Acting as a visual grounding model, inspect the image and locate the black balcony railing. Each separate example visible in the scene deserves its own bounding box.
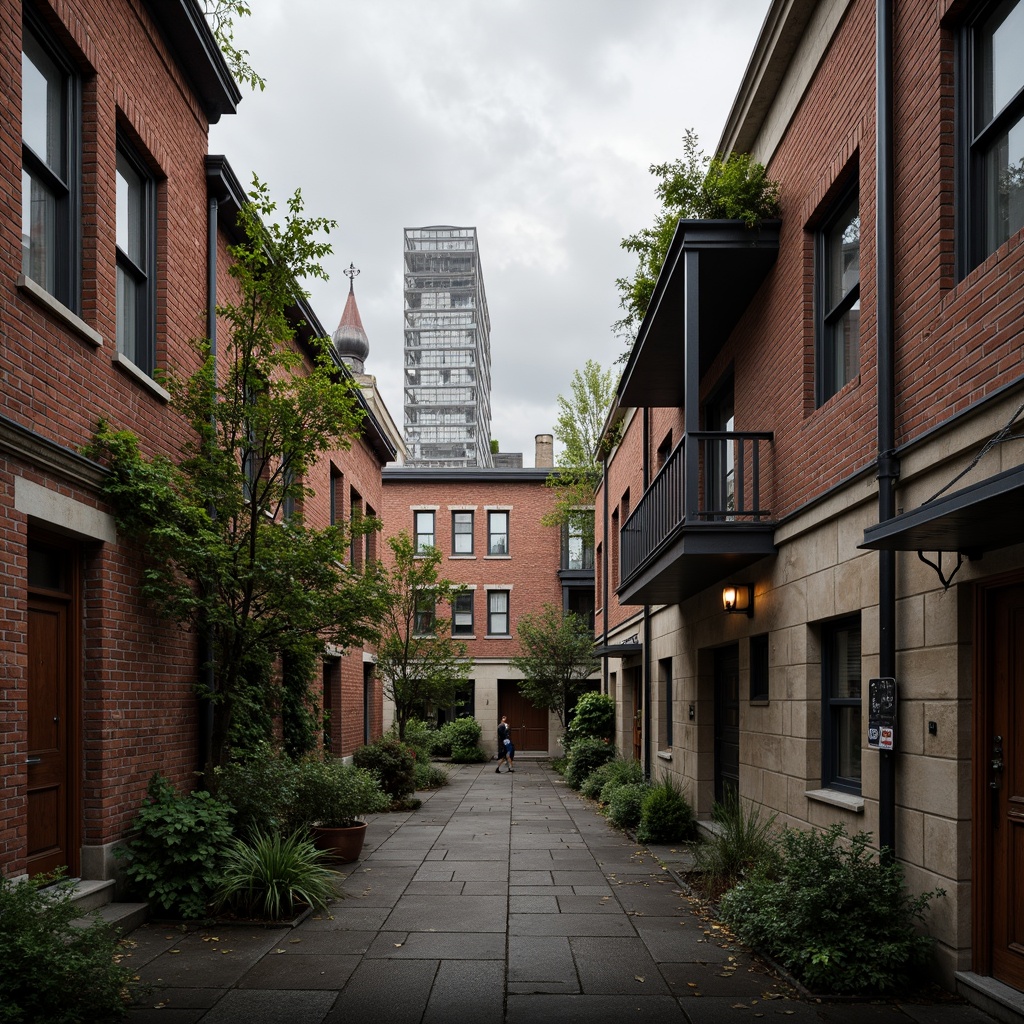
[620,431,773,584]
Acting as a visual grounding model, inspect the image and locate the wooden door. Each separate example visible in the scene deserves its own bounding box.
[975,579,1024,992]
[498,680,548,751]
[27,595,73,876]
[714,645,740,805]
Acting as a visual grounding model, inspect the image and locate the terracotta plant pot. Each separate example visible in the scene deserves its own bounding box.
[311,821,368,863]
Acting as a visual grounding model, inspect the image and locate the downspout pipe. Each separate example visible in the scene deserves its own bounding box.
[876,0,898,857]
[642,408,652,779]
[198,188,219,775]
[602,454,610,695]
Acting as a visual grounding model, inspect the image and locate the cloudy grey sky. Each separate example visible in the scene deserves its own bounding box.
[209,0,771,465]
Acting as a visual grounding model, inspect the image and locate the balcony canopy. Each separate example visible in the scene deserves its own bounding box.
[618,219,780,409]
[860,464,1024,555]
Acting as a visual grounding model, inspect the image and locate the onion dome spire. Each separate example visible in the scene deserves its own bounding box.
[332,263,370,372]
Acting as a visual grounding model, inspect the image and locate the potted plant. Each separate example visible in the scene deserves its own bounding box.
[292,756,390,863]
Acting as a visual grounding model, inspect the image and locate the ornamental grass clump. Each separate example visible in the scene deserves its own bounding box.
[213,830,339,920]
[719,823,944,995]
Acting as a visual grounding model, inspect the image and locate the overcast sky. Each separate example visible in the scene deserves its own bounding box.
[209,0,771,466]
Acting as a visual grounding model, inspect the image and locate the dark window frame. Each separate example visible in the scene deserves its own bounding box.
[814,180,861,407]
[821,615,862,794]
[414,510,435,554]
[562,512,595,570]
[487,589,510,635]
[487,510,509,555]
[956,0,1024,277]
[414,592,435,636]
[452,510,474,555]
[21,11,81,310]
[115,137,157,375]
[451,591,474,636]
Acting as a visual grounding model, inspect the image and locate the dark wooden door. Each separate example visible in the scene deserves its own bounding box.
[498,680,548,751]
[714,645,740,805]
[976,580,1024,992]
[27,595,72,876]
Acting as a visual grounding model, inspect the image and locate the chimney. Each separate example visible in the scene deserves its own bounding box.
[535,434,554,468]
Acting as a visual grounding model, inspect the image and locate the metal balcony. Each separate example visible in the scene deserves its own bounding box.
[617,430,776,605]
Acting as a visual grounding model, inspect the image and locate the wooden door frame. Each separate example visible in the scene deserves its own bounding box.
[971,569,1024,977]
[27,532,82,877]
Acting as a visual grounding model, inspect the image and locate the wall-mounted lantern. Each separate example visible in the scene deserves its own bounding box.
[722,583,753,617]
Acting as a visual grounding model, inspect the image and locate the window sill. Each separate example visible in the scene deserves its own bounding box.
[18,275,103,348]
[112,352,170,402]
[484,554,511,560]
[453,634,476,640]
[449,554,477,560]
[656,749,672,761]
[749,698,770,707]
[805,788,864,813]
[485,634,511,640]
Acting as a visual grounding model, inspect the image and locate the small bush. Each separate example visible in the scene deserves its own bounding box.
[720,824,943,994]
[579,758,641,801]
[637,777,696,844]
[567,691,615,743]
[414,761,450,789]
[211,743,297,837]
[690,794,780,899]
[0,870,136,1023]
[353,736,416,800]
[437,717,483,761]
[402,719,438,762]
[213,830,339,920]
[599,759,645,804]
[606,782,649,831]
[118,773,234,919]
[564,737,616,790]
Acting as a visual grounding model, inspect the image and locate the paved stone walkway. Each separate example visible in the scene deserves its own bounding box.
[123,762,994,1024]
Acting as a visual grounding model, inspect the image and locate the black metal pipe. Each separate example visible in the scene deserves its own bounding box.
[642,409,652,779]
[602,453,610,695]
[876,0,898,857]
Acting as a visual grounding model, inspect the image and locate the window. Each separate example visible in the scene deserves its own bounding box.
[487,590,509,635]
[487,511,508,555]
[350,488,363,569]
[821,617,862,793]
[960,0,1024,272]
[364,502,377,565]
[452,511,474,554]
[563,512,594,570]
[414,510,435,553]
[21,18,79,307]
[452,591,473,636]
[329,466,342,525]
[658,657,673,750]
[815,185,860,406]
[116,142,156,374]
[414,593,435,635]
[750,633,770,702]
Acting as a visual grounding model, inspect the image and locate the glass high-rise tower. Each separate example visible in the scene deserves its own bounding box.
[403,226,492,467]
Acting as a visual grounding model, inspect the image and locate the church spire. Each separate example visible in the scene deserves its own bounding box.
[332,263,370,373]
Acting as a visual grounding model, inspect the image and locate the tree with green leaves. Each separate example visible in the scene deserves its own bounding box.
[87,181,383,769]
[203,0,265,92]
[542,359,619,544]
[510,604,599,729]
[374,532,472,741]
[614,129,780,354]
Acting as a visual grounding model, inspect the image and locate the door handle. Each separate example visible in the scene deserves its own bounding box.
[27,756,42,766]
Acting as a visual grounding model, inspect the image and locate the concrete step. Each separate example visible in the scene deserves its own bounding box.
[91,901,149,938]
[67,878,116,913]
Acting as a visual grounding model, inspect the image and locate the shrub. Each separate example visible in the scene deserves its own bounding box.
[213,830,340,920]
[690,793,780,899]
[211,743,297,837]
[0,870,136,1023]
[414,761,450,789]
[437,716,483,761]
[637,777,696,844]
[598,759,645,804]
[118,773,234,919]
[606,782,649,831]
[291,757,389,828]
[353,736,416,800]
[402,718,438,762]
[579,757,641,801]
[720,824,943,995]
[567,691,615,742]
[564,736,616,790]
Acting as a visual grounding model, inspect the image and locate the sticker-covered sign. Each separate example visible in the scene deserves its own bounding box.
[868,677,897,750]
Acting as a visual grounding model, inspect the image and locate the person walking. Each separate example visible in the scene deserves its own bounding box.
[496,715,515,773]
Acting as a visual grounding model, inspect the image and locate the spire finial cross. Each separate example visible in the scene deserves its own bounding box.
[344,263,360,294]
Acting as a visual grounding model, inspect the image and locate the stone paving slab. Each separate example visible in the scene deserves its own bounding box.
[124,762,1003,1024]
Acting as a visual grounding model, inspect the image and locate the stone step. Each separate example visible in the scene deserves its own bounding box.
[67,877,116,913]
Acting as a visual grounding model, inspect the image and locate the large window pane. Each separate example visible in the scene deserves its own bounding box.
[21,33,65,173]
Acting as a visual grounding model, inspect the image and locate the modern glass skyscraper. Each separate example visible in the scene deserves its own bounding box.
[403,226,493,467]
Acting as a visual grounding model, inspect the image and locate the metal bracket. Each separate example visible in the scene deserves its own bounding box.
[917,550,964,590]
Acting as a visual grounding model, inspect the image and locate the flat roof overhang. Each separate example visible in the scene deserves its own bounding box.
[619,219,780,409]
[859,464,1024,554]
[594,642,643,659]
[618,525,776,606]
